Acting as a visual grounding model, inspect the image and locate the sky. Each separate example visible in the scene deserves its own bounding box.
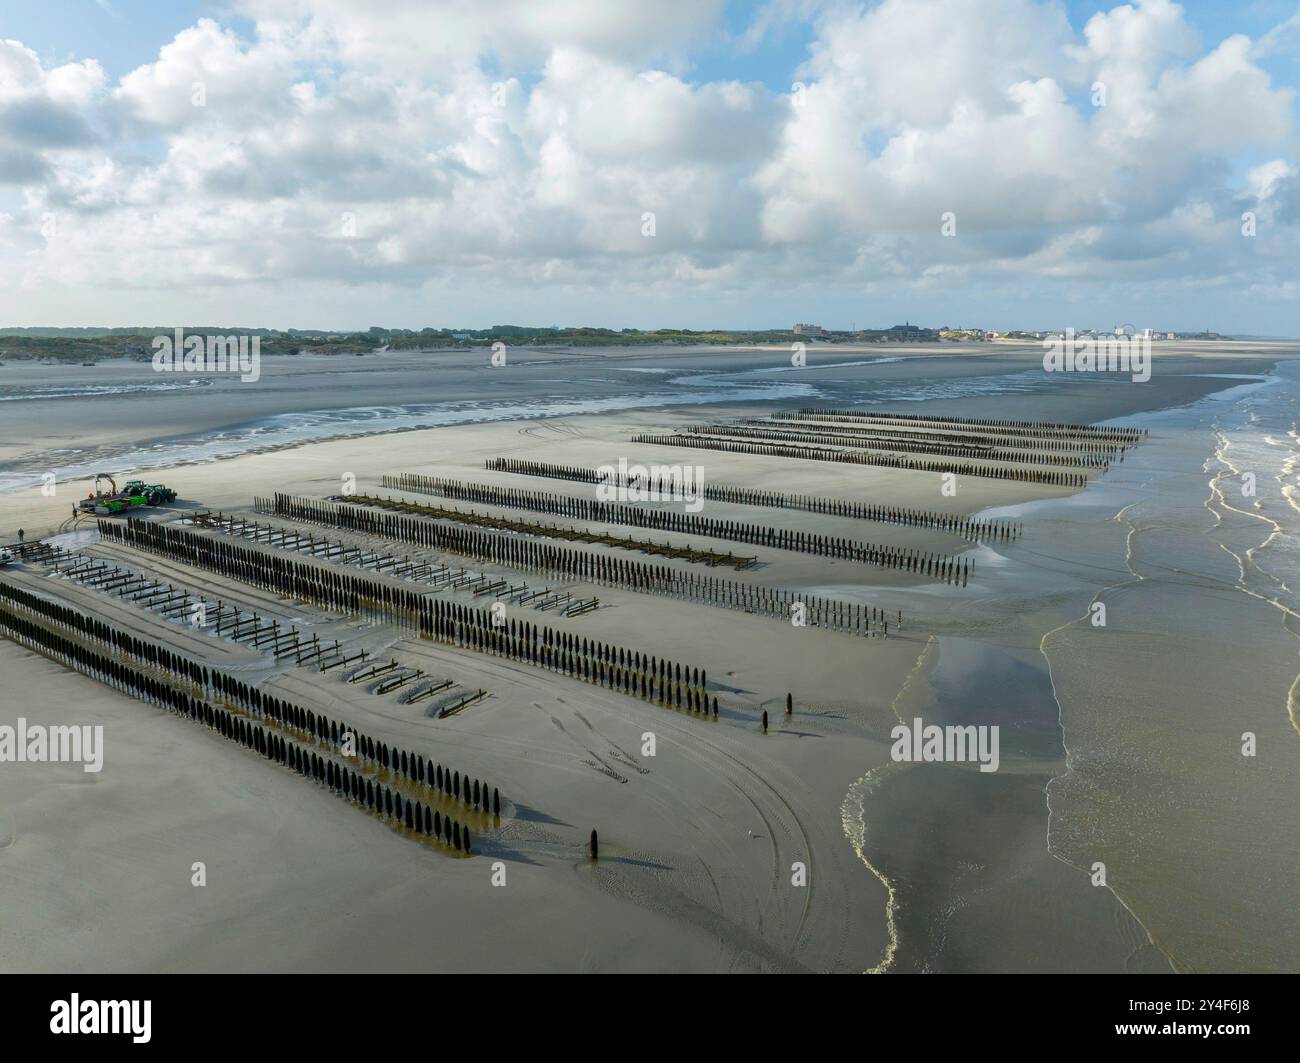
[2,0,1299,334]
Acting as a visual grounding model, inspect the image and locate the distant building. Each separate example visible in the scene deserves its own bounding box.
[886,322,937,339]
[793,323,828,336]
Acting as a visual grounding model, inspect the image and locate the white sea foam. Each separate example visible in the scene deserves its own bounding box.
[0,380,817,493]
[0,379,211,401]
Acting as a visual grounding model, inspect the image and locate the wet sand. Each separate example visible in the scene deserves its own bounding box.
[0,342,1296,972]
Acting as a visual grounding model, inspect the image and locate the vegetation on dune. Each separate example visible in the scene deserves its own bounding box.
[0,322,965,362]
[0,324,806,362]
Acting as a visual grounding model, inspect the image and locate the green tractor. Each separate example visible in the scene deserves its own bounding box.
[93,478,178,515]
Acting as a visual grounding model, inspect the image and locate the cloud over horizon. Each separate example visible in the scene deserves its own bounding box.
[2,0,1298,332]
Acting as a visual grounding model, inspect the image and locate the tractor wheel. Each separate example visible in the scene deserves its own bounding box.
[148,492,160,506]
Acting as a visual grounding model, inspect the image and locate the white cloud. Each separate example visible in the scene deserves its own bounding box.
[234,0,726,75]
[114,18,295,129]
[1,0,1298,328]
[0,40,104,183]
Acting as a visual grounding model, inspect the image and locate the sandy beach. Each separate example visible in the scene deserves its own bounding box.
[1,342,1296,972]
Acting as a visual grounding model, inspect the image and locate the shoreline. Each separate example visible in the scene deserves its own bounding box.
[1,346,1295,972]
[839,360,1298,972]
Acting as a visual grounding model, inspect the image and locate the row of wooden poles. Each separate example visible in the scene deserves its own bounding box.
[98,516,723,720]
[380,474,973,580]
[48,546,337,666]
[0,582,488,855]
[756,414,1128,457]
[779,409,1144,444]
[683,423,1111,470]
[46,542,491,714]
[197,511,599,619]
[480,458,1021,543]
[257,493,904,630]
[629,433,1092,488]
[340,491,758,571]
